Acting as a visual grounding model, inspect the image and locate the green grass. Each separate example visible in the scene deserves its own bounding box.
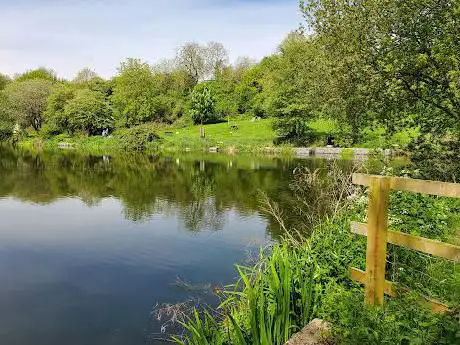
[158,118,277,153]
[18,117,420,155]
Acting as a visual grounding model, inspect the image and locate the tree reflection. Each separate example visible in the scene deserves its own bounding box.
[0,145,349,237]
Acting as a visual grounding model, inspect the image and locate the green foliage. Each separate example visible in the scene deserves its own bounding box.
[115,124,160,151]
[302,0,460,146]
[408,137,460,182]
[4,79,53,130]
[0,97,14,141]
[43,83,76,135]
[175,167,460,345]
[15,67,57,82]
[0,90,13,140]
[64,89,113,135]
[111,58,158,127]
[319,284,460,345]
[189,85,218,125]
[112,59,193,127]
[273,106,315,146]
[0,73,11,91]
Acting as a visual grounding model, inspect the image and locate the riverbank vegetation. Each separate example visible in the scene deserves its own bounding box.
[1,1,459,179]
[172,165,460,345]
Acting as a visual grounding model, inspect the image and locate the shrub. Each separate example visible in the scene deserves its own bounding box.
[116,124,160,151]
[273,116,316,146]
[189,85,219,125]
[0,92,13,141]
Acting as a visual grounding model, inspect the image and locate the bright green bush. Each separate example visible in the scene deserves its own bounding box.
[115,124,160,151]
[189,85,219,125]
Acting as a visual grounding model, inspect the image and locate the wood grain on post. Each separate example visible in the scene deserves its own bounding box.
[365,176,390,306]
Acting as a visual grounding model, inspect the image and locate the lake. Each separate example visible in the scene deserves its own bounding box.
[0,146,344,345]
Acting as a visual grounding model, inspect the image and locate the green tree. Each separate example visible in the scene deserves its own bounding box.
[15,67,57,82]
[301,0,460,143]
[189,85,217,125]
[0,92,13,140]
[43,83,76,134]
[111,58,156,127]
[4,79,53,130]
[64,89,113,135]
[271,32,330,144]
[0,73,11,91]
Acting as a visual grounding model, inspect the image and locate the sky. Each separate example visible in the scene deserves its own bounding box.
[0,0,301,79]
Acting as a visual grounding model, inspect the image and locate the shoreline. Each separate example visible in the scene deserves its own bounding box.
[17,136,399,159]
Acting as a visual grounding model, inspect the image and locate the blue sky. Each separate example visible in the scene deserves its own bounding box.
[0,0,301,79]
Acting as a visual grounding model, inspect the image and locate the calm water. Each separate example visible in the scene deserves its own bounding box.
[0,147,340,345]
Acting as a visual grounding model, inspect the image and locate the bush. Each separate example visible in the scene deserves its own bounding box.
[189,85,219,125]
[116,124,160,151]
[64,89,113,136]
[0,117,13,141]
[273,116,316,146]
[319,283,460,345]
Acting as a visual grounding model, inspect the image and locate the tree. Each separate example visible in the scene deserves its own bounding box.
[176,42,229,83]
[111,58,156,127]
[204,42,229,80]
[189,85,218,125]
[15,67,57,82]
[4,79,53,130]
[272,32,333,144]
[64,89,112,135]
[73,68,98,83]
[176,42,206,85]
[301,0,460,143]
[44,83,76,134]
[0,92,13,140]
[0,73,11,91]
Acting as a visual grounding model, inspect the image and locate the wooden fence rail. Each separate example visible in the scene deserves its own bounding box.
[349,173,460,313]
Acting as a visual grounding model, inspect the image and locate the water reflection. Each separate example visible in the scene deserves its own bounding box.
[0,146,344,237]
[0,146,352,345]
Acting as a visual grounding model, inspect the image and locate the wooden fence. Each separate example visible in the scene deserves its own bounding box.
[349,173,460,313]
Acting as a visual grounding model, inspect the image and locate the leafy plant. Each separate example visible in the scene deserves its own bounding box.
[64,89,113,136]
[189,85,219,125]
[116,124,160,151]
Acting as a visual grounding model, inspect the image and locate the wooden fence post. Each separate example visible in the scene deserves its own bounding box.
[365,176,390,306]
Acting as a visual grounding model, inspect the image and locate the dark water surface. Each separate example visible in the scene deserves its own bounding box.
[0,147,340,345]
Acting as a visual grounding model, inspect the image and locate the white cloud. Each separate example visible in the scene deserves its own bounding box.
[0,0,300,79]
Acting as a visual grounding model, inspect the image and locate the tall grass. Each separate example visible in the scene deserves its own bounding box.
[173,244,318,345]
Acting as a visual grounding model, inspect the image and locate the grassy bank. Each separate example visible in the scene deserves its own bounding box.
[171,168,460,345]
[18,117,419,155]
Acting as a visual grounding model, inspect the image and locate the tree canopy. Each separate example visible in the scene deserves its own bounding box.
[4,79,53,130]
